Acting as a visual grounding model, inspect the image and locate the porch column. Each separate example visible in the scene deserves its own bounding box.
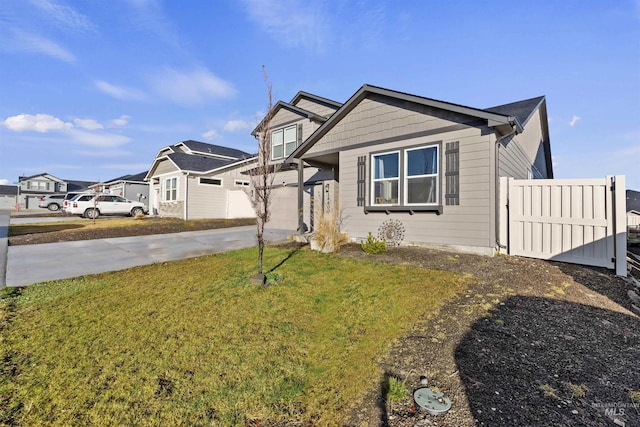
[297,159,304,234]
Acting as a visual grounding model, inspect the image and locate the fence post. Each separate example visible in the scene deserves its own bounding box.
[612,175,627,277]
[498,177,509,253]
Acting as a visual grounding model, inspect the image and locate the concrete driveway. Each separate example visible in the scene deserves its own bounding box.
[2,217,293,287]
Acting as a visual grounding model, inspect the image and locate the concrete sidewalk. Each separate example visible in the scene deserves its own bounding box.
[3,221,293,287]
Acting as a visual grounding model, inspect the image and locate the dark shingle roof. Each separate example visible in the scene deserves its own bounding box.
[0,185,18,196]
[483,96,545,127]
[107,171,148,183]
[167,152,237,173]
[66,180,94,191]
[628,190,640,212]
[178,140,252,159]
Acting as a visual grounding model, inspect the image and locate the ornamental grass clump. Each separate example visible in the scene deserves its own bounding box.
[361,232,387,254]
[310,207,349,253]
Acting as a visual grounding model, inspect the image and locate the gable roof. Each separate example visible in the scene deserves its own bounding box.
[18,173,65,183]
[176,140,252,160]
[103,171,149,185]
[484,96,546,128]
[290,91,343,110]
[251,101,329,136]
[288,84,531,161]
[166,152,239,173]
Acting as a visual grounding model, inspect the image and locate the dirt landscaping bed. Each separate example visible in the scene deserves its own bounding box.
[337,244,640,427]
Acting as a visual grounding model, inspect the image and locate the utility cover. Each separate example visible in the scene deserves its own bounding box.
[413,387,452,415]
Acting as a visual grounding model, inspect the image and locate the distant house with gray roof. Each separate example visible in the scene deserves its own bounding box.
[145,140,257,219]
[16,173,93,209]
[90,171,150,207]
[0,185,19,210]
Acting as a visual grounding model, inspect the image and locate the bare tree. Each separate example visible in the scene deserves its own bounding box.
[249,66,280,284]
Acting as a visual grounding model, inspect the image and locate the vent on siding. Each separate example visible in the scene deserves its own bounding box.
[357,155,366,207]
[445,141,459,206]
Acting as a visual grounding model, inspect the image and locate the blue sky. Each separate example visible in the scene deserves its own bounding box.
[1,0,638,189]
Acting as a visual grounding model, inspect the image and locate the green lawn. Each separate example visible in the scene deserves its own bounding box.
[0,246,469,426]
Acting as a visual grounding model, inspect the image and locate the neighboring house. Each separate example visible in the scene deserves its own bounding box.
[629,210,640,228]
[0,185,18,210]
[257,84,553,255]
[17,173,93,209]
[628,191,640,228]
[145,140,257,219]
[90,171,150,207]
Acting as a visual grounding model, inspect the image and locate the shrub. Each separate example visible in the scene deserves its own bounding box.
[361,232,387,254]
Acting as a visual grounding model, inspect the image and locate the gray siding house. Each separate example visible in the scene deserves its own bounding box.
[17,173,93,209]
[260,85,552,255]
[0,185,18,210]
[145,140,256,220]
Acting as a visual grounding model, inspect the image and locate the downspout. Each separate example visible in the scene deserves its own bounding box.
[298,159,305,234]
[184,172,189,220]
[495,127,518,251]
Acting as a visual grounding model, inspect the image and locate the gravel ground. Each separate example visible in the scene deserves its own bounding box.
[338,244,640,427]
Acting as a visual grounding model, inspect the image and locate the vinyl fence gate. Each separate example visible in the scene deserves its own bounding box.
[499,176,627,277]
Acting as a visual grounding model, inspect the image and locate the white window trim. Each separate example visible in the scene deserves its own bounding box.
[163,176,178,202]
[370,150,400,206]
[234,179,250,187]
[198,177,223,187]
[404,144,439,206]
[271,124,297,160]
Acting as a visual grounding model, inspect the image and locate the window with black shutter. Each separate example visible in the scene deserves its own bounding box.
[445,141,459,205]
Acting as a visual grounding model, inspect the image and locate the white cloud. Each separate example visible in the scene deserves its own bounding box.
[74,118,103,130]
[223,120,252,132]
[29,0,95,33]
[3,113,131,148]
[94,80,148,101]
[569,115,581,127]
[0,179,10,185]
[202,129,219,140]
[150,67,235,106]
[109,115,131,127]
[3,113,72,132]
[241,0,328,51]
[99,163,152,170]
[14,30,76,63]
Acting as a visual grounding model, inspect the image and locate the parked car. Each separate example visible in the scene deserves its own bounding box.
[62,191,92,212]
[66,194,147,219]
[38,194,66,211]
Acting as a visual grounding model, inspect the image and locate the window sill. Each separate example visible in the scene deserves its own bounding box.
[364,205,443,215]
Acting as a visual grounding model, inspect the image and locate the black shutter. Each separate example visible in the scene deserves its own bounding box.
[445,141,459,206]
[357,156,366,207]
[297,124,303,147]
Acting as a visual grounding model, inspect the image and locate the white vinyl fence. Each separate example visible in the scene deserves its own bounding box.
[499,176,626,277]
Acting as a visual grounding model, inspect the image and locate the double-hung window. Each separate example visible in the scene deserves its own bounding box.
[271,125,297,160]
[372,152,400,205]
[164,177,177,201]
[368,143,440,209]
[405,145,438,205]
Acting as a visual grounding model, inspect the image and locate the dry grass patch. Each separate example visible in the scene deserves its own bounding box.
[0,246,469,425]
